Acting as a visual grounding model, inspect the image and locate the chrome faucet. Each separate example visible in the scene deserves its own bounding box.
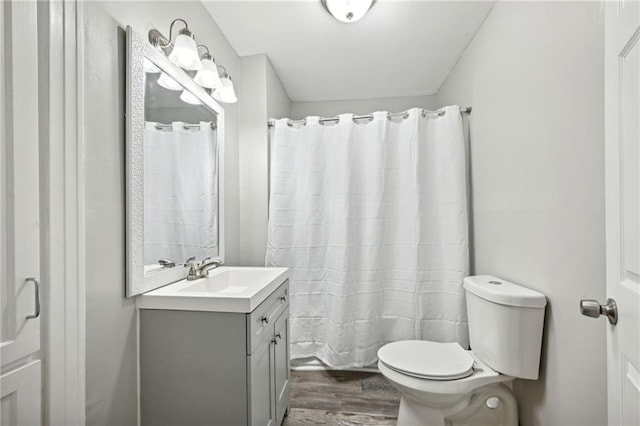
[186,257,223,281]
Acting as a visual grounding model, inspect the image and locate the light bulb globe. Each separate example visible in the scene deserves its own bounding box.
[180,89,202,105]
[194,58,223,89]
[212,77,237,104]
[157,72,182,91]
[168,34,203,70]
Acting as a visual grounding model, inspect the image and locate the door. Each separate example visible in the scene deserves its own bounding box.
[0,361,41,425]
[605,1,640,424]
[249,336,275,426]
[273,308,290,425]
[0,0,42,424]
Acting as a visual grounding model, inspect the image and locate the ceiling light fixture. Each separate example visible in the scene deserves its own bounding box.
[321,0,376,23]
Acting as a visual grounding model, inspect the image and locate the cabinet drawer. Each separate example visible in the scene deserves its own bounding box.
[247,280,289,354]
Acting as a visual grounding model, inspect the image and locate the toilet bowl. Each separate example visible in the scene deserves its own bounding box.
[377,275,546,426]
[378,341,517,426]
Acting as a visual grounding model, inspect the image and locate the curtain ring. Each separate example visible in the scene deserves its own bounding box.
[321,117,339,126]
[287,118,307,127]
[352,116,373,124]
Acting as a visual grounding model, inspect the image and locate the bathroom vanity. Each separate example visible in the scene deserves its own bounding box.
[137,267,290,426]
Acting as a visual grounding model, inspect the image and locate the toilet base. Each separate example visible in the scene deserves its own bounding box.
[396,383,518,426]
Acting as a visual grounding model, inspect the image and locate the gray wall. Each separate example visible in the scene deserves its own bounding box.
[83,2,240,424]
[436,2,606,425]
[266,59,291,121]
[290,94,439,120]
[239,55,291,267]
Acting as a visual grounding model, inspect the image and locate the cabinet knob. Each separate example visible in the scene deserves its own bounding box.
[261,316,269,325]
[275,333,282,340]
[280,294,287,302]
[272,338,278,345]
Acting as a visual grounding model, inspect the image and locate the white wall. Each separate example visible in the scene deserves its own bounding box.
[436,2,606,425]
[83,2,240,424]
[290,94,438,120]
[238,54,290,266]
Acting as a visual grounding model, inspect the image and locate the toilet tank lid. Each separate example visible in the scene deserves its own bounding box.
[463,275,547,308]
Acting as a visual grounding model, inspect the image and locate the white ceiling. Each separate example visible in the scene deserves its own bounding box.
[203,1,495,102]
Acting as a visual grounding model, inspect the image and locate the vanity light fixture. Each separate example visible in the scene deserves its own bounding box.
[321,0,376,23]
[194,45,223,90]
[179,89,203,105]
[212,66,238,104]
[157,72,183,91]
[149,19,237,103]
[143,58,161,74]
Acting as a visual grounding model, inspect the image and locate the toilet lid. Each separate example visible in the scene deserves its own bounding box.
[377,341,474,380]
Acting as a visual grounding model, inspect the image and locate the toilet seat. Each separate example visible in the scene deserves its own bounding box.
[377,340,474,381]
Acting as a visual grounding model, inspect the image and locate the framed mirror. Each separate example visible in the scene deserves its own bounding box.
[125,27,225,297]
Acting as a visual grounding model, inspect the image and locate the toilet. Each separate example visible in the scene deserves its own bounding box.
[377,275,546,426]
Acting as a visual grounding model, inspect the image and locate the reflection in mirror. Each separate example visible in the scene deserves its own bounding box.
[143,72,219,270]
[126,27,224,297]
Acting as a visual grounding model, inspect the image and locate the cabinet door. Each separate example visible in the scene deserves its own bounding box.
[273,308,290,425]
[249,337,275,426]
[0,2,41,424]
[0,0,41,369]
[0,360,41,425]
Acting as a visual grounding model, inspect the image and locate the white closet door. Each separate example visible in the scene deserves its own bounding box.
[0,0,42,424]
[605,1,640,424]
[0,361,41,426]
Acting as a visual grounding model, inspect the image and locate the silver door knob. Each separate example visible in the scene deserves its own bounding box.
[580,298,618,325]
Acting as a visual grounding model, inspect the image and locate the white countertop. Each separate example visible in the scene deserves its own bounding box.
[136,266,290,313]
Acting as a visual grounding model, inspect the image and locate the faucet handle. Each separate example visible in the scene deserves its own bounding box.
[184,257,199,280]
[158,258,175,268]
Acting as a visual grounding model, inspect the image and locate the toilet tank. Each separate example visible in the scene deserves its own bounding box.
[463,275,546,380]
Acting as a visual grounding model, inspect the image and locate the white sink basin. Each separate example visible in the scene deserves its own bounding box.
[137,266,289,313]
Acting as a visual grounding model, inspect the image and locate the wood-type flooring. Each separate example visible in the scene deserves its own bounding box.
[282,370,400,425]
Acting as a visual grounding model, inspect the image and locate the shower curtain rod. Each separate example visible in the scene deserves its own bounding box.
[267,106,472,128]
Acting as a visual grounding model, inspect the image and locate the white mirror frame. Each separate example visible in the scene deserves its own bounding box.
[125,26,225,297]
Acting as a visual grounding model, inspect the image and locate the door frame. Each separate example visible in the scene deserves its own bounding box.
[41,0,86,424]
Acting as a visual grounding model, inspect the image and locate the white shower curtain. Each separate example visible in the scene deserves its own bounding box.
[266,106,469,368]
[143,121,218,265]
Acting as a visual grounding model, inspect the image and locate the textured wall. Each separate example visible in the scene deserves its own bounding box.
[436,2,606,425]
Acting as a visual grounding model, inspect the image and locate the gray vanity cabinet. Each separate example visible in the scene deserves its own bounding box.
[140,280,290,426]
[248,305,290,426]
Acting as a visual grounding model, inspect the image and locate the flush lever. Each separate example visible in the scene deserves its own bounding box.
[580,298,617,325]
